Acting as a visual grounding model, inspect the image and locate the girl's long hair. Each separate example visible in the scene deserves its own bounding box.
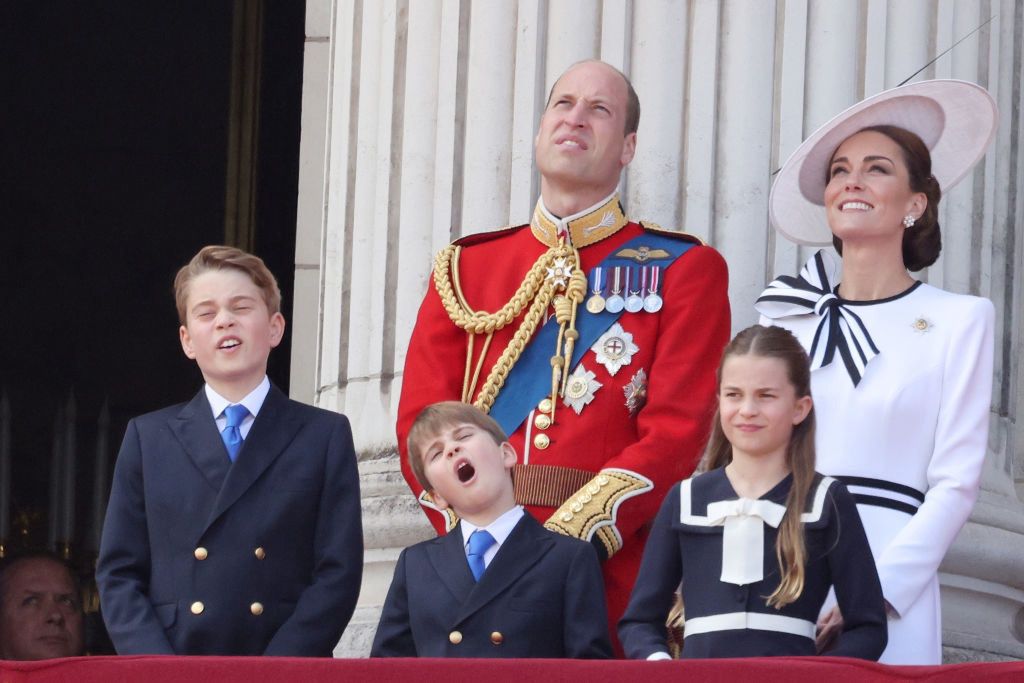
[702,325,816,608]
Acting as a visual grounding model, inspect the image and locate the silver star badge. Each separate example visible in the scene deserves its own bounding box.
[546,257,573,288]
[563,364,602,415]
[591,322,639,376]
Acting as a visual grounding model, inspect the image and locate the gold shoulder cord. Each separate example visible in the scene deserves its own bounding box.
[432,239,587,417]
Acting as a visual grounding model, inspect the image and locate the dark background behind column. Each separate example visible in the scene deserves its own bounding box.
[0,1,305,553]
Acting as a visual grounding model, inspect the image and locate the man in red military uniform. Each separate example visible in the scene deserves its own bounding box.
[396,60,730,651]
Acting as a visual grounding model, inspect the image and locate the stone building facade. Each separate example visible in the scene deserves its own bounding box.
[289,0,1024,660]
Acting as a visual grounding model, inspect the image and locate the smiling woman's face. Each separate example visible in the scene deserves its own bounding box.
[824,130,925,245]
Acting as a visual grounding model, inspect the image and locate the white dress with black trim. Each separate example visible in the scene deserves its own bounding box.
[618,469,887,660]
[756,250,995,665]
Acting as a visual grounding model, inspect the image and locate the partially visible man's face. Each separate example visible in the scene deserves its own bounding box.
[535,61,637,202]
[0,559,84,660]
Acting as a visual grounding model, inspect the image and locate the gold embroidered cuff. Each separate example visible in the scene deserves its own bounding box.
[542,469,653,559]
[418,490,460,533]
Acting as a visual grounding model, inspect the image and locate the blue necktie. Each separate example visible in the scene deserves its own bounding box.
[221,404,250,462]
[467,530,496,581]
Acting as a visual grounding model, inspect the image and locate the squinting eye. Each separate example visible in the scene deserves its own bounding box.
[829,166,846,178]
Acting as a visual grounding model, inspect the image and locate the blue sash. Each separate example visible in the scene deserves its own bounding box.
[489,232,695,435]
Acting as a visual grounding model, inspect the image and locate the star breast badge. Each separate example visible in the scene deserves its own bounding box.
[563,364,602,415]
[623,368,648,416]
[591,322,639,376]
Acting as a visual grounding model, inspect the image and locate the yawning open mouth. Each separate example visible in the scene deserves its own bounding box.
[457,461,475,483]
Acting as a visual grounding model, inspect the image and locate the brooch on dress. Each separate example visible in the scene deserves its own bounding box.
[910,316,934,334]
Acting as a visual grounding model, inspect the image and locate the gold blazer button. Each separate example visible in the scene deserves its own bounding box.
[250,602,264,616]
[533,433,550,449]
[194,547,208,561]
[490,631,504,645]
[190,601,204,615]
[254,547,266,560]
[449,630,463,645]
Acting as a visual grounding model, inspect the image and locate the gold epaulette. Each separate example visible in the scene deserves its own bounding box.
[418,491,459,533]
[640,220,706,246]
[543,468,653,559]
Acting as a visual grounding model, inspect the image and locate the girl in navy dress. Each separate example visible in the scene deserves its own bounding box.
[619,325,887,660]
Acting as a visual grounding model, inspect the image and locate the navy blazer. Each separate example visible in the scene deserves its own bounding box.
[371,512,612,658]
[96,385,362,656]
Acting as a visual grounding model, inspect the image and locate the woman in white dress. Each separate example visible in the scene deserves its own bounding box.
[755,80,998,665]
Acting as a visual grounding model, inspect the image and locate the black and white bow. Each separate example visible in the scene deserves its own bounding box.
[755,250,879,386]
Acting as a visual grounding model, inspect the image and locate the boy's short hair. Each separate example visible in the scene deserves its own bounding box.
[407,401,508,490]
[174,245,282,324]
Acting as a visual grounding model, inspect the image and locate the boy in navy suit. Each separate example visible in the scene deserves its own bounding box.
[97,245,362,656]
[370,401,611,658]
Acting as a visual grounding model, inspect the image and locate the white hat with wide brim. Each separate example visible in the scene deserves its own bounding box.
[769,79,998,246]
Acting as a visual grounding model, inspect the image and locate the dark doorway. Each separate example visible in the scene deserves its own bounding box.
[0,0,306,569]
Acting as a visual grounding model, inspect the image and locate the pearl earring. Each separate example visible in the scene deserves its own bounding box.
[903,215,916,228]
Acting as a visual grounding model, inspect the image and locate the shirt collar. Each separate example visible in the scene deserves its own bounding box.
[530,192,628,248]
[205,376,271,420]
[460,505,525,549]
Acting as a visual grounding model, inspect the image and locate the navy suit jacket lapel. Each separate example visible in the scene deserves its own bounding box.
[427,523,476,606]
[455,514,553,624]
[170,389,231,493]
[207,385,302,529]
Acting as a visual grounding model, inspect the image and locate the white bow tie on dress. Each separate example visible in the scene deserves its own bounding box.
[705,497,788,586]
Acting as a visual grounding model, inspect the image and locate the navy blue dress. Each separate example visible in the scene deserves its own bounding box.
[619,469,886,659]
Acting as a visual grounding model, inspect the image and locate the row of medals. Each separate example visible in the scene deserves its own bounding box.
[585,265,663,315]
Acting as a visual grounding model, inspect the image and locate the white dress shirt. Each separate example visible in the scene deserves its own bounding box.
[459,506,525,570]
[205,376,271,440]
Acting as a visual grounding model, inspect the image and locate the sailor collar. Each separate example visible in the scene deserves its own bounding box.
[530,193,629,248]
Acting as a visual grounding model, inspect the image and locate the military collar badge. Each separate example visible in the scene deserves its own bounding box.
[531,193,628,248]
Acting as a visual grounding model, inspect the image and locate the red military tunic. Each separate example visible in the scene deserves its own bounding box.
[396,194,730,651]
